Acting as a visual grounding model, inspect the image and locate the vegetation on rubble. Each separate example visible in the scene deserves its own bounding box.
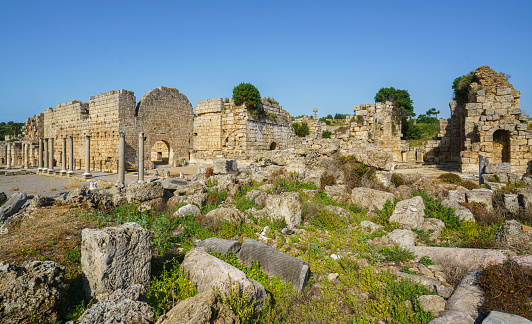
[452,70,476,105]
[321,129,332,139]
[0,121,24,141]
[291,121,310,137]
[233,82,262,111]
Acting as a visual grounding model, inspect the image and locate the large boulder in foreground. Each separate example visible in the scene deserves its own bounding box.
[495,220,532,255]
[350,187,394,211]
[155,291,239,324]
[0,261,68,324]
[81,222,151,302]
[73,284,154,324]
[237,239,311,293]
[124,181,165,204]
[181,247,267,312]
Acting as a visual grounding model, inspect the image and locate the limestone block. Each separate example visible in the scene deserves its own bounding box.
[173,204,201,218]
[441,199,475,222]
[237,239,310,293]
[386,229,416,246]
[482,311,532,324]
[466,189,494,211]
[421,218,445,238]
[324,185,348,204]
[389,196,425,230]
[196,238,242,256]
[503,194,519,214]
[81,223,151,302]
[495,220,532,254]
[264,192,302,229]
[360,220,384,233]
[448,190,466,203]
[406,246,514,270]
[496,88,512,96]
[181,247,266,311]
[350,187,394,211]
[205,207,246,223]
[418,295,446,317]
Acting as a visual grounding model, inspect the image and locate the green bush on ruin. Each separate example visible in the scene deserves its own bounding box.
[233,82,262,111]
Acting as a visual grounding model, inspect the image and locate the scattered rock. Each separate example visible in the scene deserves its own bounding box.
[482,310,532,324]
[421,218,445,239]
[360,220,384,234]
[418,295,446,317]
[413,177,448,199]
[448,190,466,203]
[174,204,201,218]
[350,187,394,211]
[124,181,165,204]
[325,205,352,220]
[495,220,532,254]
[213,159,238,175]
[386,229,416,246]
[81,222,151,302]
[205,207,246,223]
[324,185,348,204]
[155,291,240,324]
[389,196,425,230]
[327,273,340,281]
[196,238,242,256]
[466,188,494,211]
[74,284,154,324]
[340,141,394,170]
[0,261,68,324]
[0,192,30,225]
[181,247,267,312]
[0,192,7,206]
[503,194,519,214]
[237,238,310,293]
[441,199,475,222]
[394,185,413,200]
[28,194,55,209]
[264,192,302,229]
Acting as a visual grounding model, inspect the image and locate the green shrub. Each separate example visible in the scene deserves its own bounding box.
[64,248,81,263]
[379,245,416,263]
[319,173,336,190]
[413,190,462,229]
[419,256,434,266]
[292,122,310,137]
[390,173,405,187]
[321,130,332,139]
[452,71,475,105]
[339,155,378,191]
[439,173,462,184]
[461,180,479,190]
[233,82,262,111]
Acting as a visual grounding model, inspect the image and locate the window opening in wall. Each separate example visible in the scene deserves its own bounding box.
[270,142,277,150]
[151,140,170,166]
[493,129,511,163]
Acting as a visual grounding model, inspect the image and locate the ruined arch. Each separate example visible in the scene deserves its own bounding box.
[150,140,170,166]
[492,129,511,163]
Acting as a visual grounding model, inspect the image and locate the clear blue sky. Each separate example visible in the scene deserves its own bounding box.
[1,0,531,122]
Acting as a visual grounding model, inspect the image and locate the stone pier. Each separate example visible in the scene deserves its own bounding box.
[48,137,54,173]
[68,136,74,175]
[61,137,67,175]
[43,138,48,171]
[138,132,145,182]
[6,143,11,169]
[38,137,43,171]
[24,143,29,169]
[83,135,92,179]
[118,131,125,185]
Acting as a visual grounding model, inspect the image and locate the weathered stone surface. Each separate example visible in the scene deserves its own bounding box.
[386,229,416,246]
[448,190,466,203]
[174,204,201,218]
[213,159,238,175]
[246,190,268,207]
[264,192,302,229]
[0,192,8,206]
[350,187,394,211]
[406,246,515,270]
[441,199,475,222]
[518,189,532,210]
[28,194,55,209]
[74,284,154,324]
[237,239,310,293]
[495,220,532,254]
[325,205,352,220]
[324,185,348,203]
[155,291,240,324]
[81,222,151,302]
[205,207,246,223]
[375,171,392,187]
[396,272,453,299]
[418,295,446,317]
[67,187,113,212]
[196,238,242,256]
[360,220,384,233]
[173,182,208,197]
[482,311,532,324]
[503,194,519,214]
[304,167,327,189]
[413,177,448,199]
[466,189,494,211]
[124,181,165,204]
[421,218,445,239]
[428,270,484,324]
[0,261,68,324]
[340,141,394,170]
[0,192,29,225]
[485,163,511,174]
[159,178,189,190]
[394,185,413,199]
[389,196,425,230]
[181,247,266,311]
[168,193,208,208]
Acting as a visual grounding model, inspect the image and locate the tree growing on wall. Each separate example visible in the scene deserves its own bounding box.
[374,87,415,121]
[232,82,262,112]
[292,122,310,137]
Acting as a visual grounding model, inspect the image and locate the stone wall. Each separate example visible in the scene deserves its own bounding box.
[192,98,296,162]
[5,87,194,172]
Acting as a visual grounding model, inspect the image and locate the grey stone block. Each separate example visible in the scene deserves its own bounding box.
[196,238,242,256]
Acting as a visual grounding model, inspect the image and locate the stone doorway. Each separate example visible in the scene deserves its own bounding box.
[269,142,277,150]
[493,130,510,163]
[150,140,170,167]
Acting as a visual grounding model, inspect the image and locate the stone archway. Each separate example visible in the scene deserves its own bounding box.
[150,140,170,167]
[269,142,277,150]
[493,130,510,163]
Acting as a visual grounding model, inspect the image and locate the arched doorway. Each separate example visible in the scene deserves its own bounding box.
[493,130,510,163]
[150,140,170,167]
[269,142,277,150]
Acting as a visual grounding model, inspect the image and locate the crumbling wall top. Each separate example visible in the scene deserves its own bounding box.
[471,65,514,96]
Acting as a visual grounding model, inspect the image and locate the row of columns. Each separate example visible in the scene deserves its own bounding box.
[33,132,146,185]
[5,142,32,169]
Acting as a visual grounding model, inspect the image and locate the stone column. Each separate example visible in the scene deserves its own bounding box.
[6,143,11,169]
[43,138,49,170]
[24,143,29,169]
[68,136,74,175]
[38,138,43,170]
[48,137,54,173]
[138,132,145,182]
[313,108,318,120]
[61,137,67,174]
[83,135,92,179]
[118,131,125,185]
